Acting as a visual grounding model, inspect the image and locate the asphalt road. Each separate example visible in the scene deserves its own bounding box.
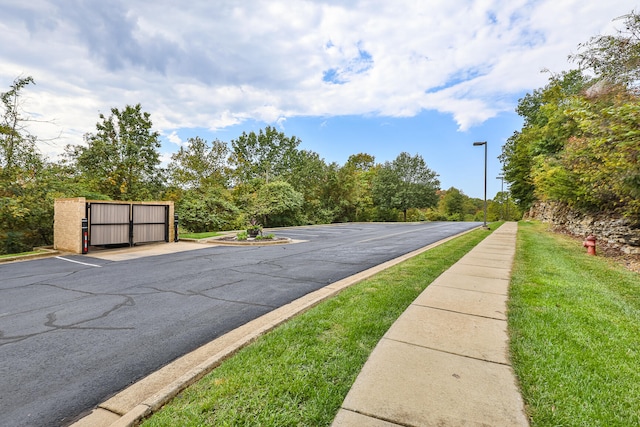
[0,222,480,427]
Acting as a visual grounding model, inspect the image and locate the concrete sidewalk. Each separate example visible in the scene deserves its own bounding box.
[332,222,529,426]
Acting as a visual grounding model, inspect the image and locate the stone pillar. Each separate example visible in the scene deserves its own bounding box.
[54,198,86,254]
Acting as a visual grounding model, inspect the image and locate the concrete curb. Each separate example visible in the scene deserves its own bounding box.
[178,231,297,246]
[70,226,480,427]
[201,237,295,246]
[0,247,60,264]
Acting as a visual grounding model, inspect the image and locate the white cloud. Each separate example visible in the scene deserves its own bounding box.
[165,131,183,147]
[1,0,638,155]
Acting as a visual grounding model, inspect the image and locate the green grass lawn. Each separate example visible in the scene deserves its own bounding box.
[179,231,223,239]
[0,249,49,259]
[509,221,640,426]
[141,225,494,426]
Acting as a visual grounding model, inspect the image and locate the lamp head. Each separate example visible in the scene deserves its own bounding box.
[473,141,486,146]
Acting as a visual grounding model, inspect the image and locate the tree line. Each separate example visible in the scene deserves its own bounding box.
[0,80,510,254]
[501,10,640,223]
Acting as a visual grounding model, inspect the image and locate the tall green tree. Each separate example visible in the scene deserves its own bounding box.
[372,152,440,221]
[502,11,640,219]
[332,153,377,222]
[167,136,229,191]
[572,11,640,90]
[66,104,164,200]
[500,131,535,211]
[0,162,88,254]
[229,126,301,184]
[177,187,242,233]
[253,180,304,227]
[0,76,42,179]
[0,76,53,254]
[166,136,237,232]
[286,149,333,224]
[440,187,465,220]
[500,70,591,211]
[557,94,640,215]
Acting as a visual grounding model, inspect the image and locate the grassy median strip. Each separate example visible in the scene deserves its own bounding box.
[141,225,494,426]
[179,231,223,239]
[509,221,640,426]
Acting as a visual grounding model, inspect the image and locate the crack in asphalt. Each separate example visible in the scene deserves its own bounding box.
[44,294,135,329]
[0,269,81,291]
[140,284,277,309]
[1,228,439,348]
[1,282,128,317]
[0,284,136,347]
[233,267,329,285]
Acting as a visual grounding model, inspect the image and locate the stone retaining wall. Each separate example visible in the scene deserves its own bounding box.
[525,202,640,254]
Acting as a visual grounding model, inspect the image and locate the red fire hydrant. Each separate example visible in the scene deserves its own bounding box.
[583,235,597,256]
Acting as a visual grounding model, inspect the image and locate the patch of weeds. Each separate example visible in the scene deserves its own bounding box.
[255,233,275,240]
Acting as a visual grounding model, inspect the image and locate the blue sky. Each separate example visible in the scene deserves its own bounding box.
[1,0,637,199]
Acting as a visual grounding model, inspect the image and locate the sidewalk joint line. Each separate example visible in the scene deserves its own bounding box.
[428,283,507,296]
[383,337,513,367]
[340,408,414,427]
[410,303,507,321]
[458,262,511,270]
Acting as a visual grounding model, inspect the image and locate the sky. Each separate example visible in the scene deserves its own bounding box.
[1,0,637,199]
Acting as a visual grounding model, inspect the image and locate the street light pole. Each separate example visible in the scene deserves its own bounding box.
[506,185,510,220]
[473,141,487,228]
[496,175,504,220]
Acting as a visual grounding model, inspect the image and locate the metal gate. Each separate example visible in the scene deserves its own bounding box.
[88,203,169,246]
[88,203,131,246]
[132,204,169,244]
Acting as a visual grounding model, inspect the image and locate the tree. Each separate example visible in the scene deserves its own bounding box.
[500,70,591,211]
[285,149,334,224]
[440,187,465,220]
[335,153,377,222]
[0,76,42,179]
[558,96,640,216]
[228,126,301,184]
[372,152,440,221]
[502,15,640,220]
[572,11,640,90]
[177,187,242,232]
[500,131,536,211]
[0,168,50,254]
[167,136,229,191]
[253,180,304,227]
[66,104,164,200]
[0,76,52,254]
